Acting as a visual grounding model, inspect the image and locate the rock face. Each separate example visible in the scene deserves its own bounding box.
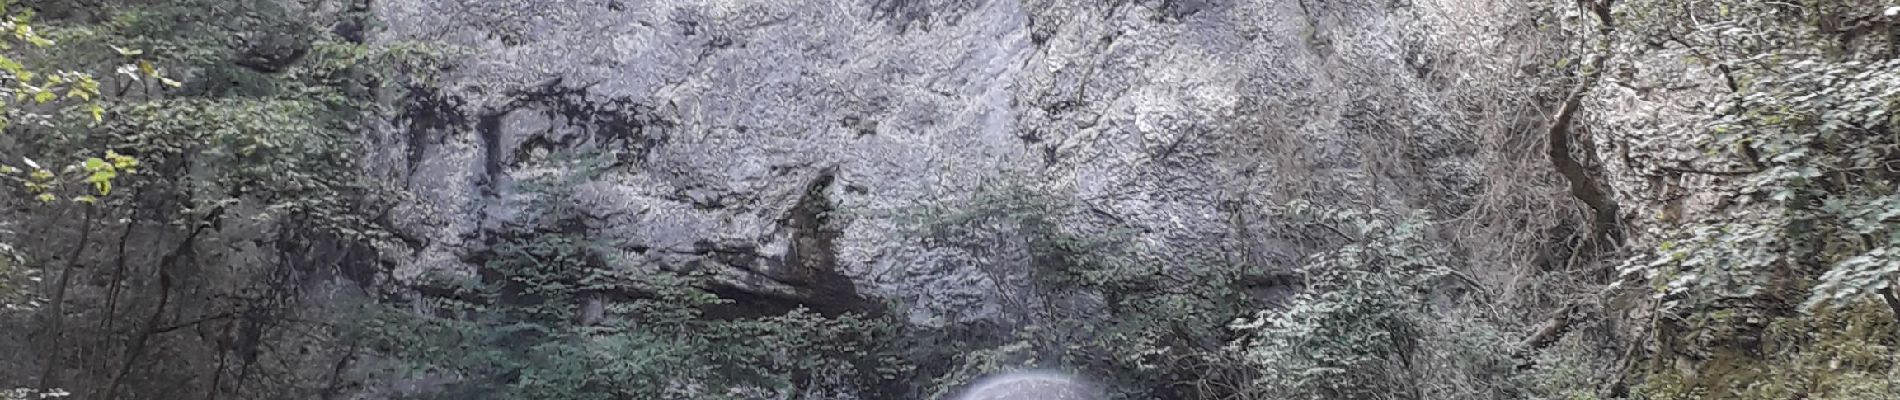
[1585,44,1743,243]
[365,0,1522,325]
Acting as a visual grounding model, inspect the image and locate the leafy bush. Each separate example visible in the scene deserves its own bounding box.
[894,179,1266,399]
[1634,303,1900,399]
[359,150,908,400]
[1607,0,1900,397]
[1228,202,1451,400]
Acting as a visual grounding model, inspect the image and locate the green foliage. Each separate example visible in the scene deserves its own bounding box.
[0,1,414,398]
[0,1,150,204]
[1634,303,1900,399]
[45,0,424,240]
[1415,309,1556,400]
[302,40,469,89]
[1229,201,1449,400]
[921,340,1036,399]
[1714,56,1900,309]
[359,149,907,399]
[1607,0,1900,397]
[1510,323,1617,400]
[895,180,1263,399]
[895,180,1580,400]
[359,286,906,400]
[0,0,159,317]
[1,0,389,229]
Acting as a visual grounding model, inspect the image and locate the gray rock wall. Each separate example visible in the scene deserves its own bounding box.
[365,0,1526,325]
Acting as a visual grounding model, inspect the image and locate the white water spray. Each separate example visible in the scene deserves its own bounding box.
[951,371,1100,400]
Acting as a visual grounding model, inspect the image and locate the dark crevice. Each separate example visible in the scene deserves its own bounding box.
[783,170,871,314]
[839,115,878,137]
[396,86,468,176]
[1546,0,1625,260]
[1152,0,1220,22]
[475,111,506,196]
[869,0,985,32]
[332,0,374,44]
[507,83,675,169]
[689,169,878,318]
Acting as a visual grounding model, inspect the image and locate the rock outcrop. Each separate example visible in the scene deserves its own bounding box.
[365,0,1527,326]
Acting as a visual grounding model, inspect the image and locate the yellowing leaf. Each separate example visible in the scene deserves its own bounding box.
[160,77,182,88]
[137,60,157,78]
[31,90,52,104]
[109,151,138,172]
[72,195,96,204]
[110,45,144,56]
[0,54,22,76]
[77,76,99,95]
[34,193,53,203]
[88,104,103,122]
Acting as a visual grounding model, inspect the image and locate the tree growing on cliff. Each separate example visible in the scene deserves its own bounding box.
[0,1,159,311]
[0,1,419,398]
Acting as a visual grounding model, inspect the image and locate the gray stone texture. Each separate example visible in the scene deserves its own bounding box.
[365,0,1523,325]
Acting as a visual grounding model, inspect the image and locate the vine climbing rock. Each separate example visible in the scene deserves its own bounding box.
[953,372,1100,400]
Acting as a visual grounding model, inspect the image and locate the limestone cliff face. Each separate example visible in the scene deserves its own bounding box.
[363,0,1528,325]
[1584,45,1742,247]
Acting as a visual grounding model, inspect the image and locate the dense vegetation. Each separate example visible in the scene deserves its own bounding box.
[1,0,1897,399]
[1611,1,1900,397]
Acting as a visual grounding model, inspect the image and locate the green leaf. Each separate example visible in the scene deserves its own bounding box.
[0,54,21,76]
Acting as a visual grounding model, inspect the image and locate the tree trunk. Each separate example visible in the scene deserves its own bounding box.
[38,205,97,391]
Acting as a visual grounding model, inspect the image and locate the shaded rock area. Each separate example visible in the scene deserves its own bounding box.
[365,0,1516,326]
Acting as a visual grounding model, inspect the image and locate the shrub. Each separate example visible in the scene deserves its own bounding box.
[1228,202,1450,400]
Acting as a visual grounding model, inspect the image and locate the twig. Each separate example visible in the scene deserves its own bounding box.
[1306,222,1358,242]
[1655,165,1760,176]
